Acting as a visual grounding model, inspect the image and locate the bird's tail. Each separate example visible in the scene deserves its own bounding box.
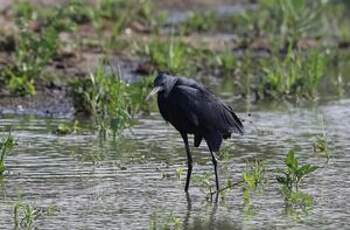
[223,105,244,135]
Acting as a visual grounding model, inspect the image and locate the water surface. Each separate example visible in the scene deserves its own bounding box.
[0,97,349,229]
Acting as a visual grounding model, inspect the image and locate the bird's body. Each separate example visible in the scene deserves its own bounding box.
[157,76,243,151]
[148,73,244,193]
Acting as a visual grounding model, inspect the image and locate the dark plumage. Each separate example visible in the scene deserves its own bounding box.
[147,73,244,193]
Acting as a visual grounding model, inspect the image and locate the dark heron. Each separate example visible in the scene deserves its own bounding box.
[147,73,244,193]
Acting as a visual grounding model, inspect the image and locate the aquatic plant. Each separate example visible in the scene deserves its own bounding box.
[192,172,236,201]
[175,167,185,181]
[180,11,217,34]
[71,62,154,139]
[313,117,330,161]
[276,150,318,208]
[192,149,266,201]
[72,65,128,139]
[71,62,155,139]
[149,211,182,230]
[213,50,237,77]
[217,144,235,161]
[143,38,195,75]
[313,135,330,160]
[285,190,313,210]
[192,172,234,201]
[242,160,265,190]
[192,172,214,195]
[234,0,327,45]
[54,120,80,135]
[84,65,132,140]
[240,160,266,214]
[276,150,318,192]
[0,132,14,176]
[260,48,328,99]
[264,0,324,44]
[13,201,58,230]
[127,75,155,116]
[14,202,40,229]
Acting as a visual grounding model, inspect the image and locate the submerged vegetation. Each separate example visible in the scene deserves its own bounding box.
[75,65,132,139]
[54,120,80,135]
[0,132,14,176]
[276,150,318,208]
[241,0,325,45]
[313,117,331,160]
[259,48,329,99]
[13,201,58,230]
[191,147,319,216]
[14,202,41,229]
[0,0,348,227]
[242,160,265,191]
[313,135,330,159]
[149,210,182,230]
[71,63,153,139]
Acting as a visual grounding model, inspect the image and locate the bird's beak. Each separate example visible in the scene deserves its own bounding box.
[146,86,163,101]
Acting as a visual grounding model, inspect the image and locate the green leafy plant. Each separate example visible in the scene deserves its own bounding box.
[0,132,14,176]
[54,120,80,135]
[180,11,217,34]
[235,0,326,45]
[127,75,154,116]
[63,0,95,25]
[84,65,132,140]
[175,167,185,181]
[2,2,64,96]
[241,160,265,214]
[217,144,235,161]
[260,48,328,99]
[276,150,318,208]
[14,202,40,229]
[284,190,313,209]
[276,150,318,192]
[192,172,214,195]
[263,0,323,44]
[213,50,237,77]
[143,38,195,75]
[71,61,154,139]
[13,201,58,230]
[242,160,265,190]
[313,117,330,160]
[313,135,330,160]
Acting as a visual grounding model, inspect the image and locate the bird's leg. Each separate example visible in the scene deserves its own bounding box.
[209,149,219,192]
[181,133,192,192]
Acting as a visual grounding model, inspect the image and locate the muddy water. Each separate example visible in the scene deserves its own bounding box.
[0,96,349,229]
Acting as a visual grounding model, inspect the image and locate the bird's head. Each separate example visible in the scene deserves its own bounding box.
[146,72,177,100]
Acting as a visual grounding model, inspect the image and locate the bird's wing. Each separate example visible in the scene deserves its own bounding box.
[173,85,244,136]
[221,104,245,135]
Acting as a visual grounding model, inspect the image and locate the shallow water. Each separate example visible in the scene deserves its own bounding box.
[0,96,349,229]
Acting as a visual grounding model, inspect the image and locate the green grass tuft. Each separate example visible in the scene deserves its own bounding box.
[0,131,14,176]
